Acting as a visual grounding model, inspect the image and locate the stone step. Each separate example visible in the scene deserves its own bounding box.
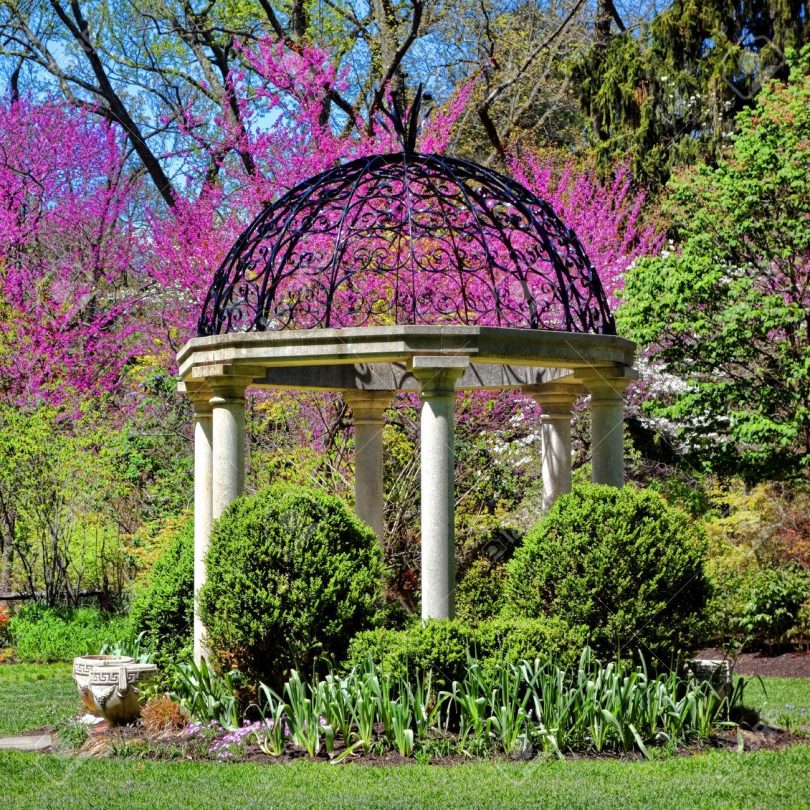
[0,733,53,752]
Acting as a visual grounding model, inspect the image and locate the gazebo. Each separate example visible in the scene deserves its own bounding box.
[178,141,637,662]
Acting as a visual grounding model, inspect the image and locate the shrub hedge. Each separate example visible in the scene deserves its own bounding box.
[504,484,710,665]
[345,617,586,689]
[199,484,382,690]
[454,559,507,624]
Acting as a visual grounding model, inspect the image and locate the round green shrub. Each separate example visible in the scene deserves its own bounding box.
[199,484,383,689]
[505,484,710,665]
[129,516,194,670]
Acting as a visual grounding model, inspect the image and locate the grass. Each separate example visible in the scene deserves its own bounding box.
[0,663,77,736]
[0,663,808,809]
[740,675,810,728]
[1,746,809,809]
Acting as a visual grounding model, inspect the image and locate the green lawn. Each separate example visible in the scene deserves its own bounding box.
[741,676,810,728]
[0,664,809,809]
[1,746,809,809]
[0,664,76,735]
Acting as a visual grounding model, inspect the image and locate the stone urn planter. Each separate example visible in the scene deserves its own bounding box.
[686,658,733,699]
[87,662,158,724]
[73,655,134,714]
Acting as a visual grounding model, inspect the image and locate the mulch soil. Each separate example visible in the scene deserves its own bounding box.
[696,648,810,679]
[61,720,806,766]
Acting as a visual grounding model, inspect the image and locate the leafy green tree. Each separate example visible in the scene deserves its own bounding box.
[619,48,810,482]
[0,406,132,604]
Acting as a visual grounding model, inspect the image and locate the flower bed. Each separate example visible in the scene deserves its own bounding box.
[92,648,787,764]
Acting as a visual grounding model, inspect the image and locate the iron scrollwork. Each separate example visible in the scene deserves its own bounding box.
[198,152,616,337]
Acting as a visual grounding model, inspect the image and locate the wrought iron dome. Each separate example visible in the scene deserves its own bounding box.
[198,135,615,337]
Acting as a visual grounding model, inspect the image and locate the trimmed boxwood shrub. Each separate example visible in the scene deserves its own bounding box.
[129,516,194,670]
[475,617,586,677]
[200,484,383,689]
[345,617,586,689]
[347,621,476,687]
[504,484,709,665]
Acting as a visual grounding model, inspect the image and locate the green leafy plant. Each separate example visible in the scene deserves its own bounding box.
[283,670,325,759]
[199,484,382,691]
[129,516,194,671]
[52,718,89,752]
[740,567,809,646]
[254,684,288,757]
[388,697,415,757]
[411,670,439,740]
[100,631,155,664]
[170,658,240,730]
[789,598,810,648]
[9,604,129,663]
[443,660,489,747]
[505,484,709,665]
[231,647,746,761]
[350,670,379,754]
[485,662,531,756]
[315,671,354,744]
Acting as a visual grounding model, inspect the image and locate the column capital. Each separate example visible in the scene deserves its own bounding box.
[344,391,391,424]
[192,400,213,418]
[525,382,581,416]
[190,363,264,402]
[207,376,252,404]
[579,369,637,402]
[411,356,470,397]
[179,381,213,415]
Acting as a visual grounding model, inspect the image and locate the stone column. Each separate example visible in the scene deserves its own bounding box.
[584,376,630,488]
[210,383,247,520]
[530,387,578,511]
[412,356,470,622]
[188,376,251,663]
[191,398,213,663]
[345,392,389,542]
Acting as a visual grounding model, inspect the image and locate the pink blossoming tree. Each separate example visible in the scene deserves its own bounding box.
[0,37,660,410]
[0,101,143,405]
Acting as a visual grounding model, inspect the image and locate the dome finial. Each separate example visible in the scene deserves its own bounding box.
[378,84,431,152]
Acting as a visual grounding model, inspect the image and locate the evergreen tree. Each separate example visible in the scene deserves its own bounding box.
[572,0,809,183]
